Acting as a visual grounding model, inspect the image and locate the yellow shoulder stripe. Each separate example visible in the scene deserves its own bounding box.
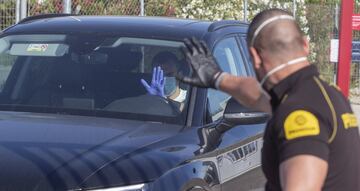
[284,110,320,140]
[313,77,337,143]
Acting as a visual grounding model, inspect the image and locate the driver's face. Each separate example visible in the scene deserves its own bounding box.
[156,60,177,76]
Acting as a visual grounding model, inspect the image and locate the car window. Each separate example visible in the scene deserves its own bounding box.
[207,37,247,122]
[0,34,190,125]
[0,55,16,92]
[239,36,256,77]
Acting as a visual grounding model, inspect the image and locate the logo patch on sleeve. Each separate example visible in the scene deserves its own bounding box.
[284,110,320,140]
[341,113,358,129]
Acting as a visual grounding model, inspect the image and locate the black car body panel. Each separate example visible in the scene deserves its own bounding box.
[3,16,212,41]
[0,111,182,190]
[0,15,266,191]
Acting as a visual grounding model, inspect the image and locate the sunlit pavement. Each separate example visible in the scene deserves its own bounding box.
[351,104,360,134]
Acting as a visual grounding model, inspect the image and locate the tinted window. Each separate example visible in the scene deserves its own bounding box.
[207,37,247,122]
[240,36,256,77]
[0,35,190,124]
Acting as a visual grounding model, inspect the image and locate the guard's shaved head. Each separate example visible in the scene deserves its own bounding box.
[247,9,305,58]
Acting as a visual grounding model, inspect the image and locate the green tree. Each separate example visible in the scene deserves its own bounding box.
[0,0,16,30]
[175,0,243,20]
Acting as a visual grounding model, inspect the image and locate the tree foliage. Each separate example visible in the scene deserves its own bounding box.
[175,0,243,20]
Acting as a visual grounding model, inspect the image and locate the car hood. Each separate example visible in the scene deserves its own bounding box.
[0,111,181,191]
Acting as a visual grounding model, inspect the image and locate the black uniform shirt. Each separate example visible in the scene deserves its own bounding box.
[262,65,360,191]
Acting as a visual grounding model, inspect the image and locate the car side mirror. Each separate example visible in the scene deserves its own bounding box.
[195,97,270,155]
[215,97,270,135]
[223,97,270,125]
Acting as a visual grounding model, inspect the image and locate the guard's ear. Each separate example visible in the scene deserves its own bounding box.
[303,36,310,55]
[249,47,262,69]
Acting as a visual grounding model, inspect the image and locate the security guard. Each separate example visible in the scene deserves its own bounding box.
[177,8,360,191]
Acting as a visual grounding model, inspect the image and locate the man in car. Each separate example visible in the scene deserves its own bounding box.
[177,8,360,191]
[141,51,187,104]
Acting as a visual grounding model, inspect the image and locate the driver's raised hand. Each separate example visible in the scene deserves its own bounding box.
[141,66,165,97]
[176,38,226,89]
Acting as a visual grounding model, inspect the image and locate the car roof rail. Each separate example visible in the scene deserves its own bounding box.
[18,13,77,24]
[208,20,248,32]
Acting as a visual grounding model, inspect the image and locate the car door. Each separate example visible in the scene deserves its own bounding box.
[206,36,267,191]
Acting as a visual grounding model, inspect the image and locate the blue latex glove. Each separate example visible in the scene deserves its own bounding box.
[141,66,165,97]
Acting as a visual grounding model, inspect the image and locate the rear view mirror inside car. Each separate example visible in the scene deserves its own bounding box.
[81,52,108,65]
[10,43,69,57]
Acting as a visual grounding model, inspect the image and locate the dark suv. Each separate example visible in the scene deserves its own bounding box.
[0,15,268,191]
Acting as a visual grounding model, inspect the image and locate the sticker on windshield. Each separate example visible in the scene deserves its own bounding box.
[27,44,49,52]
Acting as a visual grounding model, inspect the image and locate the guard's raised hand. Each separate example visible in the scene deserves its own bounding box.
[176,37,224,89]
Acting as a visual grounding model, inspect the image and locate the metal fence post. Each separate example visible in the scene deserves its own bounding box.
[20,0,27,19]
[335,4,339,31]
[140,0,145,16]
[16,0,20,23]
[63,0,72,14]
[293,0,296,18]
[244,0,248,22]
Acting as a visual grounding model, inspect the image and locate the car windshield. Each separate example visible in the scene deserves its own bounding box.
[0,34,191,125]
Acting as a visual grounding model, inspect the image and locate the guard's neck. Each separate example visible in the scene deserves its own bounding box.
[265,60,310,89]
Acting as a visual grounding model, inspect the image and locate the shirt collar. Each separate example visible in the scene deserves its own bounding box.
[269,64,319,102]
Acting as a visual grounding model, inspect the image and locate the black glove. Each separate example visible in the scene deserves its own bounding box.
[176,38,224,89]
